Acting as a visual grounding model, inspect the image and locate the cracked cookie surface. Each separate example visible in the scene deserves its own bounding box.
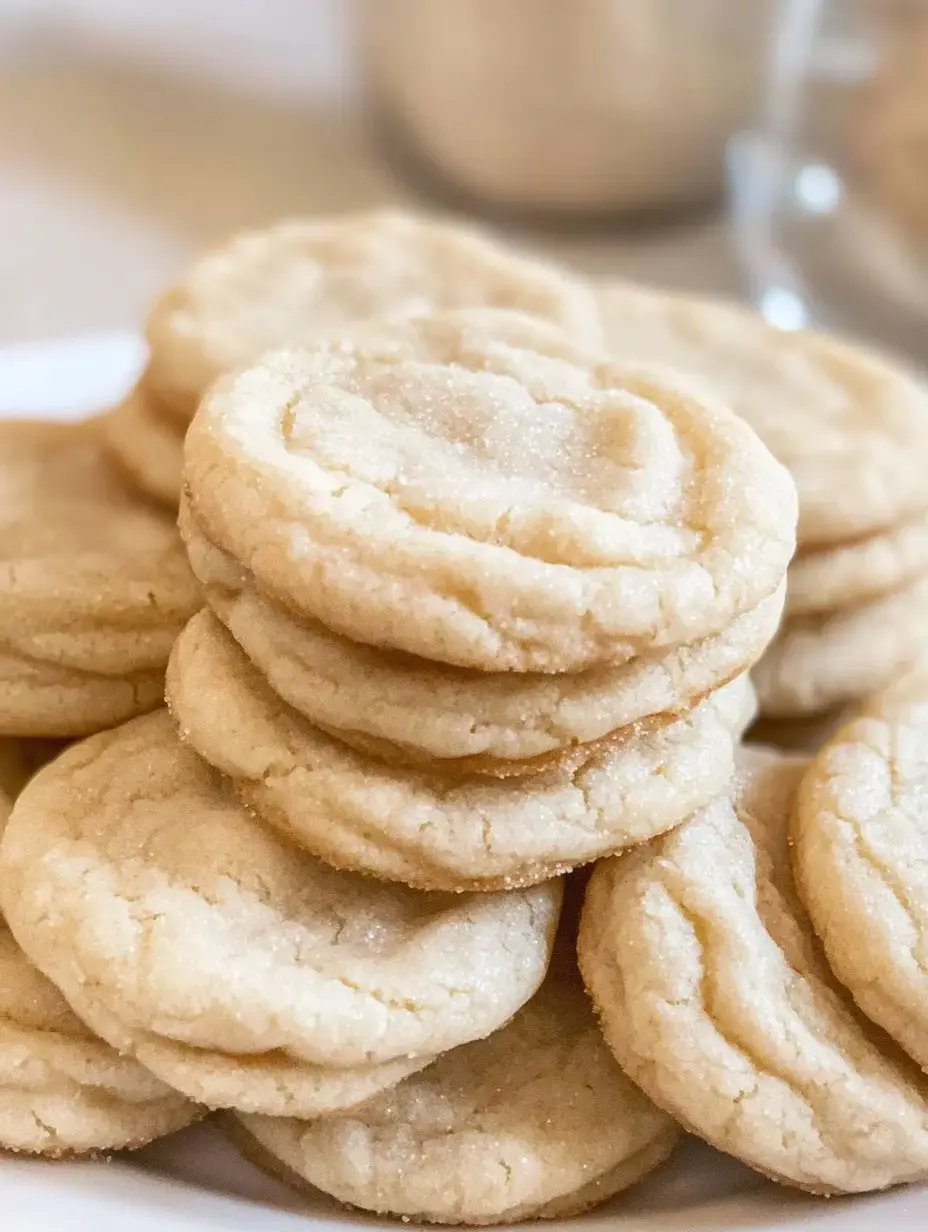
[168,609,755,891]
[794,666,928,1072]
[182,494,782,771]
[0,786,198,1154]
[579,747,928,1194]
[184,307,795,672]
[233,954,679,1225]
[144,209,602,423]
[596,282,928,549]
[0,713,560,1113]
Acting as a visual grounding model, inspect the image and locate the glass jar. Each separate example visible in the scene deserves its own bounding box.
[730,0,928,360]
[359,0,773,225]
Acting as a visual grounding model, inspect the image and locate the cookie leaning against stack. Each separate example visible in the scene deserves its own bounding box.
[173,304,795,890]
[596,282,928,742]
[0,420,199,738]
[104,209,603,507]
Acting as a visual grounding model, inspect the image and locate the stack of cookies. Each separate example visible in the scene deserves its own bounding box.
[0,221,802,1220]
[595,281,928,745]
[104,209,604,509]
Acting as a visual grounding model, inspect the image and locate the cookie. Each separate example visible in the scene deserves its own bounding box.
[144,209,602,423]
[0,712,561,1115]
[0,420,199,734]
[745,708,848,754]
[103,392,184,507]
[579,747,928,1194]
[786,509,928,617]
[793,665,928,1072]
[231,957,679,1225]
[0,786,198,1155]
[753,573,928,717]
[183,494,783,772]
[596,281,928,548]
[167,609,755,891]
[184,307,795,673]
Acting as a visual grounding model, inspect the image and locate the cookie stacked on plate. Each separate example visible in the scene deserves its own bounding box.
[580,662,928,1196]
[0,213,801,1221]
[104,208,603,508]
[596,282,928,745]
[0,420,200,744]
[172,303,793,891]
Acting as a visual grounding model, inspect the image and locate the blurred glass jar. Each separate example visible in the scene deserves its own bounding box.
[730,0,928,359]
[359,0,772,224]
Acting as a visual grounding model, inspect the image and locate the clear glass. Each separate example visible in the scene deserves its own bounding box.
[360,0,773,226]
[731,0,928,361]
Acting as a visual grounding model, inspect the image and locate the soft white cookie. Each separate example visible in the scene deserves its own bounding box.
[184,308,796,672]
[182,492,783,771]
[0,713,560,1116]
[596,281,928,548]
[232,956,679,1225]
[580,748,928,1194]
[145,208,603,422]
[0,787,198,1155]
[168,609,755,891]
[794,665,928,1073]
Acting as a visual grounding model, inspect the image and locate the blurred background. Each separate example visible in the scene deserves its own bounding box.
[1,0,927,362]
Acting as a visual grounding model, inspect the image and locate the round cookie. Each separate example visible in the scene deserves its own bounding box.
[167,609,755,891]
[0,419,199,733]
[184,307,796,673]
[183,495,784,772]
[595,281,928,548]
[232,957,679,1226]
[793,665,928,1073]
[103,392,185,507]
[579,747,928,1194]
[144,208,603,423]
[753,573,928,717]
[0,713,561,1112]
[786,509,928,617]
[0,787,198,1155]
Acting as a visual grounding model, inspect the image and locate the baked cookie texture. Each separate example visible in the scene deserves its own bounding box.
[0,712,561,1116]
[579,747,928,1194]
[0,419,198,736]
[105,209,602,505]
[232,954,679,1225]
[596,280,928,731]
[0,785,198,1155]
[183,308,795,673]
[794,664,928,1073]
[167,608,755,891]
[183,495,783,772]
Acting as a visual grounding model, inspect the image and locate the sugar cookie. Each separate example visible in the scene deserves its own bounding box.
[754,574,928,717]
[0,420,198,734]
[184,308,795,672]
[580,748,928,1194]
[232,957,679,1225]
[794,666,928,1072]
[0,713,560,1116]
[596,282,928,548]
[183,494,783,772]
[168,609,755,891]
[145,209,603,422]
[0,787,198,1155]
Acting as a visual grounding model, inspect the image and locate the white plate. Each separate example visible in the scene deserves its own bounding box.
[1,334,926,1232]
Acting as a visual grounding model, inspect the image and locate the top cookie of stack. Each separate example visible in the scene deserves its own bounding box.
[104,209,603,508]
[596,282,928,733]
[169,214,796,891]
